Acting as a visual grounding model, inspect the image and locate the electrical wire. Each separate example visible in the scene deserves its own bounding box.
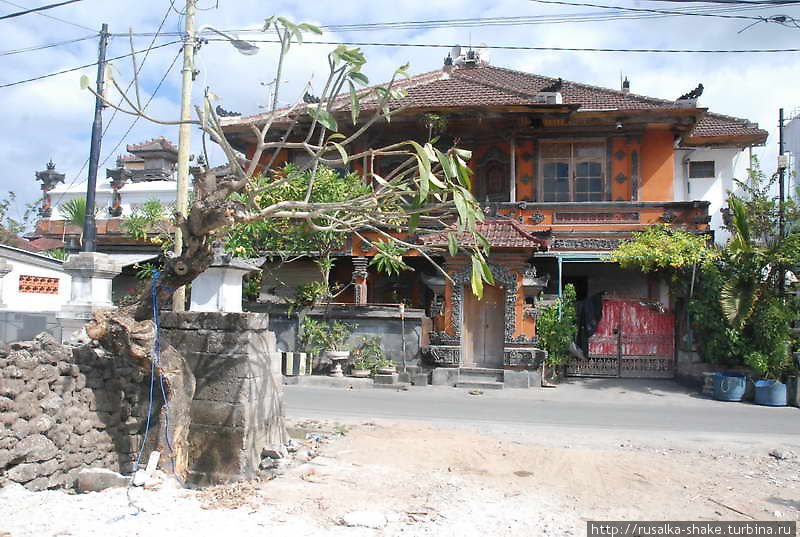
[111,4,781,37]
[97,0,177,166]
[0,41,180,88]
[206,37,800,53]
[0,0,82,21]
[0,0,94,32]
[49,1,178,209]
[529,0,800,26]
[98,49,182,168]
[0,33,96,56]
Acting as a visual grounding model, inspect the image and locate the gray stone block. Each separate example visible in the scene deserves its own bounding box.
[75,468,129,492]
[431,368,458,386]
[373,374,399,385]
[14,434,57,462]
[7,463,38,483]
[412,373,429,387]
[190,400,246,427]
[503,370,531,389]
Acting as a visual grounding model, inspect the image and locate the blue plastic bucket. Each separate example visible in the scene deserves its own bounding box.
[753,380,787,406]
[713,373,747,402]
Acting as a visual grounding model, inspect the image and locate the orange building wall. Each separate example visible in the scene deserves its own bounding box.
[639,130,674,201]
[515,139,536,201]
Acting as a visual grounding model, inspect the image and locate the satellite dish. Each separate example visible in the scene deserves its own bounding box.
[477,43,490,64]
[451,45,462,59]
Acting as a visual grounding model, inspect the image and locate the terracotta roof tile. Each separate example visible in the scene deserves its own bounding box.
[223,65,766,143]
[420,219,546,249]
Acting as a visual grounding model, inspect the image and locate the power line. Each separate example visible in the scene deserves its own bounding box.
[98,49,182,168]
[53,1,178,208]
[0,40,180,89]
[0,0,82,21]
[0,0,93,32]
[0,33,96,56]
[529,0,800,25]
[208,37,800,53]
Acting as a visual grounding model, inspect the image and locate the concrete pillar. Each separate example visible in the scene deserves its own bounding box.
[352,256,368,305]
[190,248,259,313]
[0,259,12,309]
[58,252,122,343]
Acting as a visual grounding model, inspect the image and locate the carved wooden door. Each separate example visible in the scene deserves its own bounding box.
[461,285,505,369]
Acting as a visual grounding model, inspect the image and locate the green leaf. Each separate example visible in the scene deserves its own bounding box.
[331,141,349,166]
[409,212,420,234]
[327,133,346,141]
[453,190,467,226]
[471,256,484,298]
[480,255,495,285]
[308,108,338,132]
[348,81,360,126]
[349,71,369,86]
[263,16,276,31]
[396,62,411,78]
[448,233,458,257]
[298,23,323,35]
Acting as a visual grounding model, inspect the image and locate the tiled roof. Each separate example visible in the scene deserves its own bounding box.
[420,219,547,250]
[27,237,66,251]
[127,137,178,154]
[224,64,767,143]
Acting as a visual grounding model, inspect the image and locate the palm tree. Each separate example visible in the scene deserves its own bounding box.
[59,197,98,247]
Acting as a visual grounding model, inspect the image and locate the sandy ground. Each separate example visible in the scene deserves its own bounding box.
[2,418,799,537]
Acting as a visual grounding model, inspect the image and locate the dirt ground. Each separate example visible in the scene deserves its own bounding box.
[2,418,799,536]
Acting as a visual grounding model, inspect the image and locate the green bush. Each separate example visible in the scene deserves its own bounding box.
[536,284,577,367]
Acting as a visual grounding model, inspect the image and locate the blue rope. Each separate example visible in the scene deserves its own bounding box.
[133,271,177,476]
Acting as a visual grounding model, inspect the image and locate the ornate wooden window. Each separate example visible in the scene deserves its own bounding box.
[476,147,511,202]
[539,141,606,202]
[18,275,59,294]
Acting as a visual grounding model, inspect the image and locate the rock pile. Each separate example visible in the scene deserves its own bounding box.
[0,334,153,491]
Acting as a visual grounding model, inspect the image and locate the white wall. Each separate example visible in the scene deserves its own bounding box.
[49,180,191,220]
[0,253,70,312]
[673,147,745,245]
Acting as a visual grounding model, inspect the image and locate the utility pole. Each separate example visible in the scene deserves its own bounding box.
[82,23,109,253]
[778,108,788,298]
[173,0,196,312]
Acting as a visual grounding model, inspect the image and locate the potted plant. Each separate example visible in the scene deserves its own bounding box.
[375,358,397,375]
[349,335,385,377]
[300,317,356,377]
[536,284,577,387]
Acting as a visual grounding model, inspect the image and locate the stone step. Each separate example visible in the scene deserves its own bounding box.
[455,380,504,390]
[458,367,504,382]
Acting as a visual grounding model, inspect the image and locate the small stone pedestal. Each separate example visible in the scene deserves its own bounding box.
[190,247,259,313]
[57,252,122,343]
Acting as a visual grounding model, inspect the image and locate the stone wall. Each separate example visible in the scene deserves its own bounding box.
[1,312,286,490]
[0,311,61,345]
[0,334,155,491]
[246,303,426,368]
[159,312,285,485]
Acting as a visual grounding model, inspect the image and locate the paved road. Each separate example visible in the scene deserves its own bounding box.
[284,380,800,442]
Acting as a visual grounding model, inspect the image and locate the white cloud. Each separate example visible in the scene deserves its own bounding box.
[1,0,798,220]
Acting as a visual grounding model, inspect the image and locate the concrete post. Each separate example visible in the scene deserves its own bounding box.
[58,252,122,343]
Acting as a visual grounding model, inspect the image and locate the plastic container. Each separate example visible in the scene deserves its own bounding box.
[753,380,787,406]
[713,373,747,402]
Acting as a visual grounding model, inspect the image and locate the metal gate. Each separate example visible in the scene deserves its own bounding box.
[567,297,675,378]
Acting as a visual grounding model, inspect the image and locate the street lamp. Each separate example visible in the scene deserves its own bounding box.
[199,26,260,56]
[172,9,260,312]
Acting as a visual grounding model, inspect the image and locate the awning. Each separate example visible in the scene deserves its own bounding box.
[106,253,158,267]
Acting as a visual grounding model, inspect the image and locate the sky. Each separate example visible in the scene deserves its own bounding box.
[2,0,799,225]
